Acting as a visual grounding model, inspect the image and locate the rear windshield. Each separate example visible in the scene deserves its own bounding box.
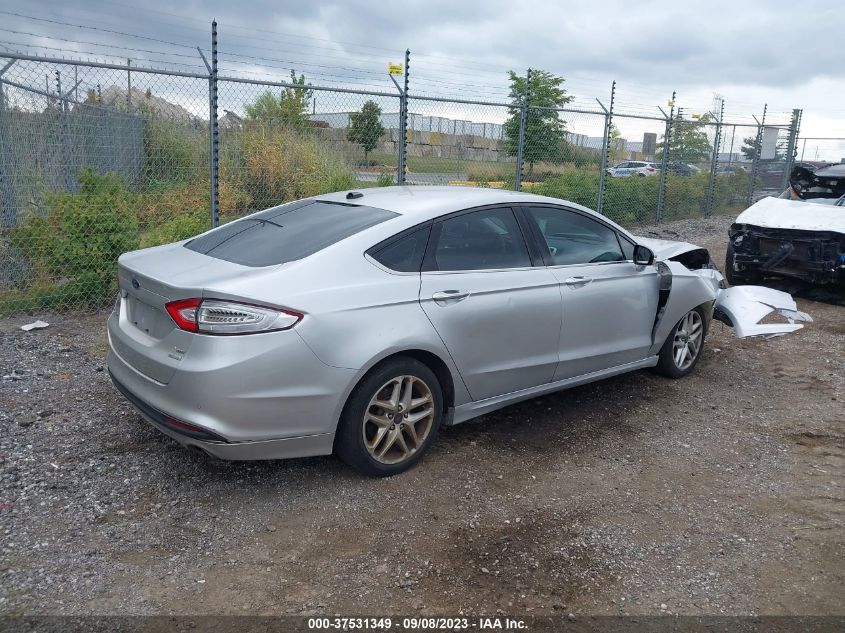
[185,200,397,267]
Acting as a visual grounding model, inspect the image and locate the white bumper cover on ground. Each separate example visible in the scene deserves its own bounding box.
[714,285,813,338]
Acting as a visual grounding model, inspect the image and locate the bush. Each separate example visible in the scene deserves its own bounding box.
[376,172,395,187]
[142,115,207,187]
[237,125,356,210]
[537,170,749,226]
[10,169,139,308]
[138,180,251,247]
[467,164,507,183]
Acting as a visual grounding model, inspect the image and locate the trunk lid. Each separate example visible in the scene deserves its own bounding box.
[112,242,265,384]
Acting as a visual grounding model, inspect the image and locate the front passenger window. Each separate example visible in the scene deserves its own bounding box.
[525,206,624,266]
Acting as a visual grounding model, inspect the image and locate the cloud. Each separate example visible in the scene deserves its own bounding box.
[1,0,843,137]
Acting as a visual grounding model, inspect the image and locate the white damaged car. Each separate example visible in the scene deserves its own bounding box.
[726,163,845,286]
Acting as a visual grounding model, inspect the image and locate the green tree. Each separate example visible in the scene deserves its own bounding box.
[656,113,713,163]
[347,100,385,162]
[741,134,786,161]
[740,135,759,160]
[503,69,572,176]
[244,70,313,127]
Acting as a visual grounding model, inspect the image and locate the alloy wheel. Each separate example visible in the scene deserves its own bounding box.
[363,375,435,465]
[673,310,703,370]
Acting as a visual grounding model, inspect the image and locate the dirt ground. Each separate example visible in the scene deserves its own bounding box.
[1,215,843,617]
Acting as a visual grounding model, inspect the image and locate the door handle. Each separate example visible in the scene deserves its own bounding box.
[432,290,470,303]
[564,276,593,286]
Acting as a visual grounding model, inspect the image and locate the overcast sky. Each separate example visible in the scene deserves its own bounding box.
[1,0,844,158]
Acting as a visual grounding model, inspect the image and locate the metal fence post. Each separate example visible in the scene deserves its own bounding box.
[126,58,131,110]
[656,91,675,223]
[208,21,219,228]
[780,108,801,191]
[0,59,14,227]
[704,98,724,217]
[596,80,615,215]
[55,70,74,192]
[746,104,766,206]
[514,68,531,192]
[397,49,410,185]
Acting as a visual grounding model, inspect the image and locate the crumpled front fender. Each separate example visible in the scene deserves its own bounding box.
[651,261,812,349]
[713,285,813,338]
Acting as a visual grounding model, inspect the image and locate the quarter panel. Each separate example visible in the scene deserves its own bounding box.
[292,270,471,407]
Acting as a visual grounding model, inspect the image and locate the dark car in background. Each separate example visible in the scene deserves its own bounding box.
[663,161,700,176]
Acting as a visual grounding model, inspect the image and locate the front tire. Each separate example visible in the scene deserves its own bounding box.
[335,357,443,477]
[653,307,707,378]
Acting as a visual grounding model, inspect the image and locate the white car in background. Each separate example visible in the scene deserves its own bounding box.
[608,161,660,177]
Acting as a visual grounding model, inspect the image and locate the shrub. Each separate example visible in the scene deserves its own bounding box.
[10,169,139,307]
[467,164,507,183]
[537,170,749,226]
[376,172,395,187]
[142,115,207,187]
[238,125,356,210]
[535,170,600,210]
[138,180,251,246]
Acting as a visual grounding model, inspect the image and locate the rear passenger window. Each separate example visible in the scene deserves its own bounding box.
[370,227,431,272]
[431,207,531,271]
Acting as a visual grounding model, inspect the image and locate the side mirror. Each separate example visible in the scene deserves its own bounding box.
[633,245,654,266]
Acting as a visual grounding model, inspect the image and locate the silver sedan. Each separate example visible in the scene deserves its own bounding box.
[107,187,809,475]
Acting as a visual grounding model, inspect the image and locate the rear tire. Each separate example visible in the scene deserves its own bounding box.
[335,357,443,477]
[653,307,707,379]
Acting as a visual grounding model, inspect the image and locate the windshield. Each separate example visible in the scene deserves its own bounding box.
[185,200,398,267]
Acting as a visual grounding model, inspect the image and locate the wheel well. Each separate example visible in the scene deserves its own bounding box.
[370,350,455,413]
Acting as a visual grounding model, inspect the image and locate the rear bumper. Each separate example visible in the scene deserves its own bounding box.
[106,310,359,457]
[109,371,334,460]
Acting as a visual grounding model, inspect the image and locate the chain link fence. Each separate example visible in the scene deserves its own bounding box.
[0,46,808,315]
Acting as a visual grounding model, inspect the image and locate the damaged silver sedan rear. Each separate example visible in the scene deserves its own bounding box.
[107,187,811,476]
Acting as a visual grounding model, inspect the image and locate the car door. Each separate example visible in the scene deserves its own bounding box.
[613,162,630,177]
[522,205,660,380]
[418,205,562,401]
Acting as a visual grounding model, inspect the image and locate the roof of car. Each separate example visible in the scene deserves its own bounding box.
[317,185,594,218]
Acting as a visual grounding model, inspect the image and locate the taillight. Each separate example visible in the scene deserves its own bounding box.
[165,298,302,335]
[165,298,200,332]
[646,165,655,171]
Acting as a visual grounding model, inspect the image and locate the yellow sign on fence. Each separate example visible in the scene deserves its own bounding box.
[388,63,403,76]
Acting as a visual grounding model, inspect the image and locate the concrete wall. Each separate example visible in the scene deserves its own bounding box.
[316,126,512,163]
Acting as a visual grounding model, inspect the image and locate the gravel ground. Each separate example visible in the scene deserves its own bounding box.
[1,215,843,617]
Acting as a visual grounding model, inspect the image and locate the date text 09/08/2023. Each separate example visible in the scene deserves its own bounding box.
[307,616,529,630]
